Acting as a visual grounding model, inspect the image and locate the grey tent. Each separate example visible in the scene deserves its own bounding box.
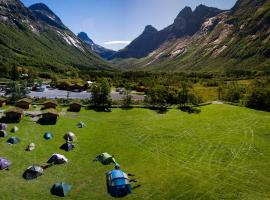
[6,137,20,144]
[51,182,72,197]
[77,122,86,128]
[60,143,75,152]
[0,123,7,131]
[94,152,117,165]
[23,165,44,180]
[0,130,8,137]
[47,153,68,165]
[0,157,12,170]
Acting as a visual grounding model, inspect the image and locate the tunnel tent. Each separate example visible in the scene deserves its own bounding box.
[77,122,86,128]
[94,152,117,165]
[47,153,68,165]
[6,137,20,144]
[51,182,72,197]
[44,132,53,140]
[106,169,132,197]
[0,157,12,170]
[0,130,7,137]
[23,165,43,180]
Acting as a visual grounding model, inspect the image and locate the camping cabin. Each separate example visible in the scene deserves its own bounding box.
[39,109,59,125]
[70,83,85,92]
[16,98,32,109]
[0,97,7,107]
[69,102,82,112]
[5,108,23,123]
[43,100,57,109]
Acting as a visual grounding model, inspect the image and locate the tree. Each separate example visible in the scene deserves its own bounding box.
[5,81,28,103]
[145,85,168,108]
[122,91,133,107]
[246,88,270,111]
[90,78,111,108]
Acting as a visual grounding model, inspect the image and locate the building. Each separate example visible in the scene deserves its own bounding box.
[16,98,32,109]
[69,102,82,112]
[5,108,23,123]
[39,109,59,125]
[0,97,7,107]
[43,100,57,109]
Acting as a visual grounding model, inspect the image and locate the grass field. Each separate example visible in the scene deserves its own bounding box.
[1,105,270,200]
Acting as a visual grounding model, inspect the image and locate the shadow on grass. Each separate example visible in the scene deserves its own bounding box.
[149,107,168,114]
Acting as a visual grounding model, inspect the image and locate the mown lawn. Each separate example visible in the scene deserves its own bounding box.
[1,105,270,200]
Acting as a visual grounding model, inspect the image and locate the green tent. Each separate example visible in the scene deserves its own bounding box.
[51,182,72,197]
[94,152,117,165]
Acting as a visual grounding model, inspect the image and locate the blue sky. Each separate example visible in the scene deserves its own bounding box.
[21,0,237,50]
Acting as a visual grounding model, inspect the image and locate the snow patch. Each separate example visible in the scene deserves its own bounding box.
[56,31,85,52]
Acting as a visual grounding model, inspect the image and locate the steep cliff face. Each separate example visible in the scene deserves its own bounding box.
[113,0,270,72]
[111,5,223,60]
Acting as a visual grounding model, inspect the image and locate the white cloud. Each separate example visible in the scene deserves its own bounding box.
[104,41,131,45]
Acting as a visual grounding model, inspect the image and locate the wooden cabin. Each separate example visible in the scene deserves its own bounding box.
[5,108,23,123]
[0,97,7,107]
[39,109,59,125]
[69,102,82,112]
[43,100,58,109]
[16,98,32,109]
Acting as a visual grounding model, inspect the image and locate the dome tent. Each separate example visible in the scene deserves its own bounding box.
[44,132,53,140]
[11,126,19,133]
[51,182,72,197]
[0,157,12,170]
[63,132,77,142]
[6,137,20,144]
[23,165,43,180]
[60,143,75,152]
[26,143,36,151]
[0,123,7,131]
[0,130,8,138]
[106,169,132,198]
[47,153,68,165]
[94,153,117,165]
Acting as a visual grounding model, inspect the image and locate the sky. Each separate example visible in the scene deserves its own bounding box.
[21,0,237,51]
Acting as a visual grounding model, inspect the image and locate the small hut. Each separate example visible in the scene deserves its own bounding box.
[5,108,23,123]
[43,100,58,109]
[0,97,7,107]
[69,102,81,112]
[39,109,59,125]
[16,98,32,109]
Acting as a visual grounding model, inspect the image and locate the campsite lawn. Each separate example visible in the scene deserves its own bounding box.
[1,104,270,200]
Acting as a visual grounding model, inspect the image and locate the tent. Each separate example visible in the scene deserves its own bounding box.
[77,122,86,128]
[106,169,132,197]
[26,143,36,151]
[6,137,20,144]
[0,157,12,170]
[47,153,68,165]
[11,126,19,133]
[0,130,7,138]
[60,143,75,152]
[0,123,7,131]
[44,132,53,140]
[94,153,117,165]
[63,132,77,142]
[51,182,72,197]
[23,165,43,180]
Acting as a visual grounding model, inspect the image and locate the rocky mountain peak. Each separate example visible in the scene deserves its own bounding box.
[78,32,94,45]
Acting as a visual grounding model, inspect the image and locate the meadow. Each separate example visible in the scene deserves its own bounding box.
[1,104,270,200]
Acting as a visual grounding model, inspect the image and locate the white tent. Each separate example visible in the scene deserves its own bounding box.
[47,153,68,164]
[64,132,77,142]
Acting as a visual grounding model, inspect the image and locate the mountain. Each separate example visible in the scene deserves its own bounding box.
[77,32,115,59]
[113,0,270,72]
[0,0,111,77]
[111,5,223,59]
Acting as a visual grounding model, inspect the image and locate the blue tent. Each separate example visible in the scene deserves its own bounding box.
[51,182,72,197]
[44,132,53,140]
[6,137,20,144]
[106,169,132,198]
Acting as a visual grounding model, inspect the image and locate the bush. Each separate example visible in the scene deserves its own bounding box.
[246,88,270,111]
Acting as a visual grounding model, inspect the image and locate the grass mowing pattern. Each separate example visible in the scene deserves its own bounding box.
[0,105,270,199]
